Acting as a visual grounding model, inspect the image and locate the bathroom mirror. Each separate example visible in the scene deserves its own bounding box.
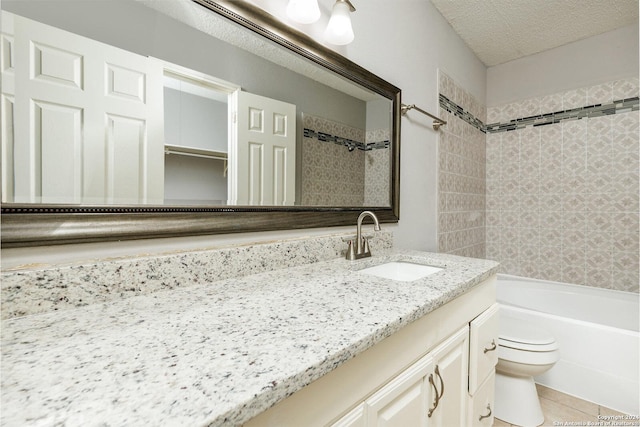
[0,0,401,247]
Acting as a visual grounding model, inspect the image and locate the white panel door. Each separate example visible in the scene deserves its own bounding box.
[1,12,16,202]
[230,90,296,205]
[2,11,163,204]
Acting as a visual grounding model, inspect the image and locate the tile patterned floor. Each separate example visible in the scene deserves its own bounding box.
[493,384,633,426]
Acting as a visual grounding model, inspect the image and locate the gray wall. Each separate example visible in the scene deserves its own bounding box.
[366,98,392,132]
[164,155,227,204]
[164,88,228,152]
[487,23,639,107]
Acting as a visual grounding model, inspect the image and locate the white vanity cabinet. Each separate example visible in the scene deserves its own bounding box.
[244,275,498,427]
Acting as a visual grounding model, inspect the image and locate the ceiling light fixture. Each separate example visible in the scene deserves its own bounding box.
[286,0,321,24]
[324,0,356,45]
[286,0,356,45]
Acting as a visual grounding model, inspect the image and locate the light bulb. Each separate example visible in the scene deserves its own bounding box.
[324,0,355,45]
[286,0,321,24]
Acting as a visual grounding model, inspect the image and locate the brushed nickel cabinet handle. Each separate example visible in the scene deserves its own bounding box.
[427,373,440,417]
[435,365,445,401]
[479,403,492,421]
[484,339,497,353]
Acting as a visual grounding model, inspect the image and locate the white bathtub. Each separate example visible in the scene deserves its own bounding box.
[497,274,639,415]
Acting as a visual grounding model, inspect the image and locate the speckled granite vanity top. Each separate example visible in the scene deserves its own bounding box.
[1,250,498,426]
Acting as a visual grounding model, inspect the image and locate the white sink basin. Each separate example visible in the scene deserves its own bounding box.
[358,261,443,282]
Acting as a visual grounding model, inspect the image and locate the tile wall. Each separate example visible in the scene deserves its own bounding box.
[485,78,639,292]
[437,70,487,258]
[301,114,365,206]
[301,114,391,207]
[364,128,391,207]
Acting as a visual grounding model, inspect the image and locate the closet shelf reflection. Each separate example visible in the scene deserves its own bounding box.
[164,144,228,161]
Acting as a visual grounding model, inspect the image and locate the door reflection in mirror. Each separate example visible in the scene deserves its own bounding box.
[1,11,164,205]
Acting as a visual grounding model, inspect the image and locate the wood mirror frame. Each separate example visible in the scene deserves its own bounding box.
[0,0,401,248]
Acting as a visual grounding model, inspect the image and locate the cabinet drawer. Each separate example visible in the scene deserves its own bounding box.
[469,371,495,427]
[468,303,499,394]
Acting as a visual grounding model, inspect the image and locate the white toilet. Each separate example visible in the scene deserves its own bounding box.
[494,314,560,427]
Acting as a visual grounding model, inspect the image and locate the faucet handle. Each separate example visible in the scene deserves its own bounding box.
[362,237,371,256]
[341,233,376,242]
[345,239,356,260]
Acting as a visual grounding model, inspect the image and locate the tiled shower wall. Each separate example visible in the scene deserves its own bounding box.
[301,114,365,206]
[301,114,391,207]
[437,71,487,258]
[485,79,639,292]
[364,128,391,207]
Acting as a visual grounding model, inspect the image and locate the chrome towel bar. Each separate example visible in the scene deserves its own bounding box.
[401,103,447,130]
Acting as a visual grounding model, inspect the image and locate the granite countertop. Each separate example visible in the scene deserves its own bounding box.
[1,250,499,426]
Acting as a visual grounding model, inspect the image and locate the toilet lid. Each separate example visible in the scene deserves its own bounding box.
[499,316,556,346]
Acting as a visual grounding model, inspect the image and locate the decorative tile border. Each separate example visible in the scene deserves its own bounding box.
[439,93,640,134]
[303,128,389,151]
[439,94,486,133]
[485,97,639,133]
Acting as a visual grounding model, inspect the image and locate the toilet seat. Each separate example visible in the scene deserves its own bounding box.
[498,316,559,352]
[498,343,560,366]
[499,338,559,352]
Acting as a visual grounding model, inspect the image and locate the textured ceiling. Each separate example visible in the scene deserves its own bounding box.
[430,0,639,67]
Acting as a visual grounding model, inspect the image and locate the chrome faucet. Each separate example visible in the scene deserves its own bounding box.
[346,211,381,260]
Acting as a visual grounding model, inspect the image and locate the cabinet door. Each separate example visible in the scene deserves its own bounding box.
[469,303,500,394]
[364,353,433,427]
[469,372,496,427]
[426,326,469,427]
